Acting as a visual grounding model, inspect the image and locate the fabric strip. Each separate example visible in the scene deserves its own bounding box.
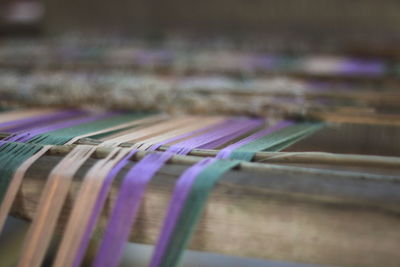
[0,145,51,233]
[2,112,112,144]
[27,112,144,145]
[149,157,217,267]
[216,120,293,159]
[150,121,322,267]
[67,117,228,267]
[229,122,323,161]
[17,145,96,267]
[92,118,262,267]
[72,149,138,267]
[0,143,45,202]
[71,118,224,267]
[53,148,131,267]
[161,160,240,267]
[2,109,87,133]
[92,152,173,267]
[0,109,53,126]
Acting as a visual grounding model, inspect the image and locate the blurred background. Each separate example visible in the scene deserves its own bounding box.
[2,0,400,50]
[0,1,399,266]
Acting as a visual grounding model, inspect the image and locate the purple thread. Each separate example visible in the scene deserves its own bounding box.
[148,119,265,267]
[75,119,239,266]
[216,120,293,159]
[254,54,277,70]
[196,120,261,149]
[340,59,385,76]
[2,112,112,144]
[148,119,236,152]
[76,120,243,266]
[92,152,173,267]
[167,118,263,153]
[74,120,232,267]
[91,118,263,267]
[0,109,87,133]
[149,157,217,267]
[149,120,292,266]
[72,149,138,267]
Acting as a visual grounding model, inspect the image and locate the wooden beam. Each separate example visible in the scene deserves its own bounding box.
[41,144,400,181]
[1,133,400,169]
[10,155,400,267]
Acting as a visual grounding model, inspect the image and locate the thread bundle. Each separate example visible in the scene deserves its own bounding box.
[0,108,322,266]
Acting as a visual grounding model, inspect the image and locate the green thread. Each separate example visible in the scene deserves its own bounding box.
[30,113,151,145]
[0,113,323,267]
[0,143,43,202]
[160,122,323,266]
[0,112,153,203]
[162,160,240,267]
[229,122,323,161]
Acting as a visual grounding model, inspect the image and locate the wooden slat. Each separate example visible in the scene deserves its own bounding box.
[1,133,400,169]
[10,155,400,267]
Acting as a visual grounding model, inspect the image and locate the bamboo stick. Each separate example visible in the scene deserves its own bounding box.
[0,133,399,169]
[76,138,400,169]
[46,144,400,182]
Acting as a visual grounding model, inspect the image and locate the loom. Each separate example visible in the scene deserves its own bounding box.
[0,1,400,267]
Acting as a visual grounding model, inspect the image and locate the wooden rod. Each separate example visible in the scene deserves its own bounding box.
[158,148,400,169]
[76,137,400,169]
[48,144,400,182]
[1,133,399,169]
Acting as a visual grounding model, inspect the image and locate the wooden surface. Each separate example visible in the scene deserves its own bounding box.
[288,123,400,156]
[10,155,400,267]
